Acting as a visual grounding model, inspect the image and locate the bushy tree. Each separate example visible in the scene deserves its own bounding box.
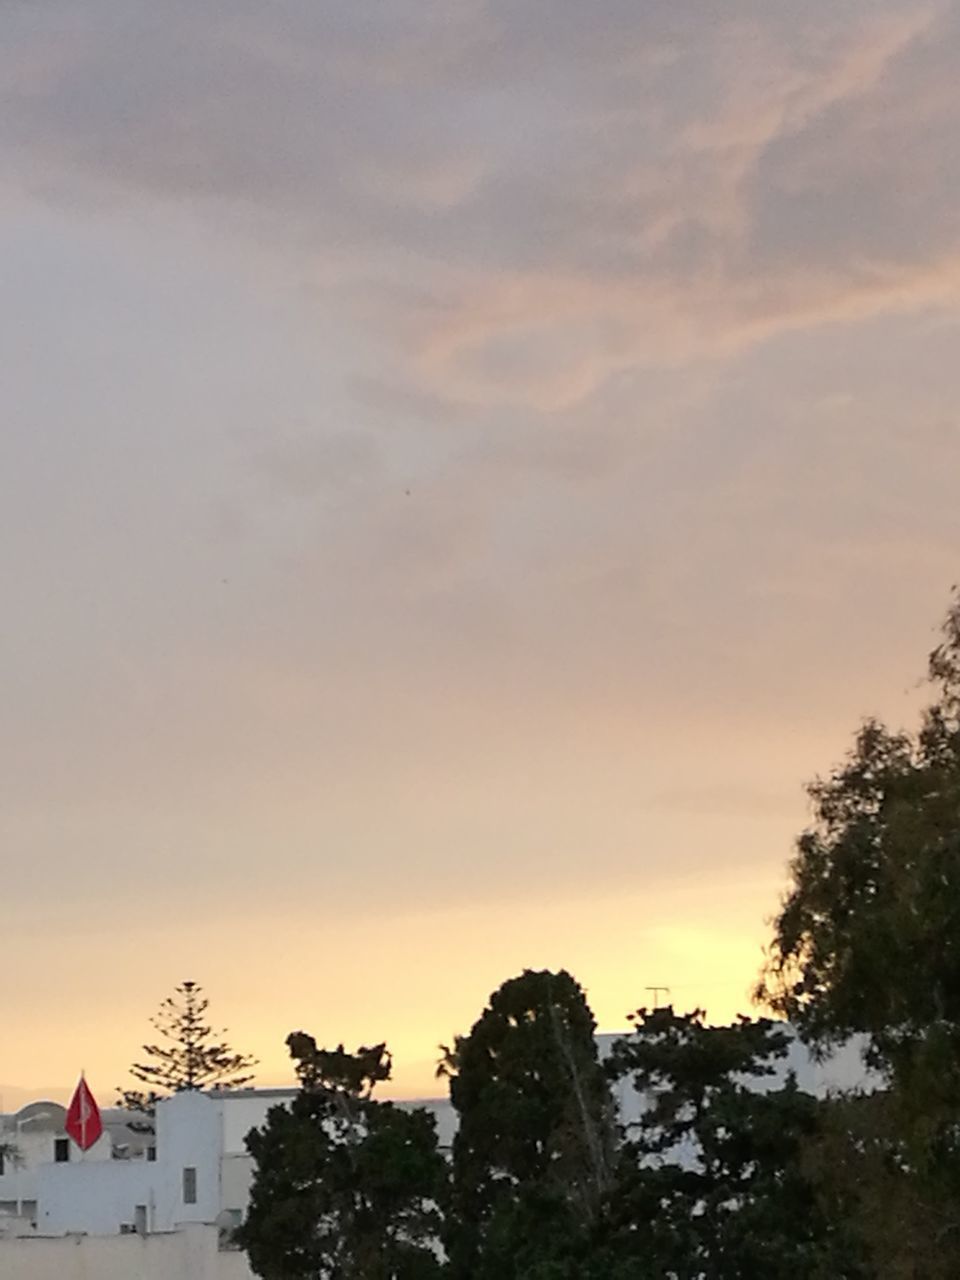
[442,969,616,1280]
[117,980,257,1126]
[240,1033,446,1280]
[757,592,960,1247]
[758,596,960,1081]
[601,1007,861,1278]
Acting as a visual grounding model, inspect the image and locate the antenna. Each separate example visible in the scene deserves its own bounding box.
[646,986,671,1009]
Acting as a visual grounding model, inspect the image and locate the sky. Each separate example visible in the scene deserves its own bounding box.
[3,0,960,1106]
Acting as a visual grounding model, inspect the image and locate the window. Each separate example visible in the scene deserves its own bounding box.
[54,1138,70,1163]
[182,1166,197,1204]
[0,1148,5,1176]
[147,1145,157,1163]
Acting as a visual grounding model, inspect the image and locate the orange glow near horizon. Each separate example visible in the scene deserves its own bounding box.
[4,864,785,1108]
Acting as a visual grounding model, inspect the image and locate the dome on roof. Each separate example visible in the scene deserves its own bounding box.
[14,1101,67,1130]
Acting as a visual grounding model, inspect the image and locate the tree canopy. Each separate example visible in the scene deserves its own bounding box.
[600,1007,861,1278]
[758,596,960,1082]
[757,591,960,1258]
[442,969,616,1280]
[240,1033,446,1280]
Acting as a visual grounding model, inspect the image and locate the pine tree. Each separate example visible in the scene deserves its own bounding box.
[118,980,257,1126]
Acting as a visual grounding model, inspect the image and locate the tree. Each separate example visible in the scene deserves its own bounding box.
[758,595,960,1076]
[804,1090,958,1280]
[239,1033,446,1280]
[442,969,616,1280]
[600,1007,862,1279]
[0,1139,21,1173]
[757,591,960,1256]
[118,980,257,1125]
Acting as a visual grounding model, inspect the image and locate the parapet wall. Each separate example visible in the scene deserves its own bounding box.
[0,1222,255,1280]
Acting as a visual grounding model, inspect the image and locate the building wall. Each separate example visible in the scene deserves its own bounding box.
[0,1101,98,1227]
[0,1222,255,1280]
[152,1089,223,1231]
[38,1159,156,1235]
[221,1154,254,1221]
[218,1092,293,1157]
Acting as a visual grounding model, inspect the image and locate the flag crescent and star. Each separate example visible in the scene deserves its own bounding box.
[65,1075,103,1151]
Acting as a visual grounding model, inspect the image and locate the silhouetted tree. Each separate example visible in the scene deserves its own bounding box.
[240,1033,446,1279]
[117,980,256,1127]
[757,591,960,1252]
[442,969,616,1280]
[599,1006,863,1278]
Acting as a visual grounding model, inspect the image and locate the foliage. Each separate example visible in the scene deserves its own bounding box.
[441,969,616,1280]
[117,980,257,1126]
[240,1032,447,1280]
[0,1139,22,1171]
[758,595,960,1085]
[600,1006,861,1279]
[235,977,890,1277]
[757,592,960,1245]
[805,1090,960,1278]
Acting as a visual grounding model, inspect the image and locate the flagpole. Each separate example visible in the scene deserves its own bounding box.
[16,1116,22,1220]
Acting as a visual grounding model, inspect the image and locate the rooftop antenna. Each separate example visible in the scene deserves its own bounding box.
[646,986,671,1009]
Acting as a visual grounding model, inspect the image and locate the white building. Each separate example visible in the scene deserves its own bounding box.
[0,1088,297,1239]
[598,1026,875,1127]
[1,1085,456,1243]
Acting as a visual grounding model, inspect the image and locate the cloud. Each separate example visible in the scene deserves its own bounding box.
[4,0,958,411]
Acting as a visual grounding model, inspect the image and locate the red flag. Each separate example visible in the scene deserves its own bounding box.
[65,1076,103,1151]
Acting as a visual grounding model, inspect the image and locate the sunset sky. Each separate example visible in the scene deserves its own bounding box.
[3,0,960,1106]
